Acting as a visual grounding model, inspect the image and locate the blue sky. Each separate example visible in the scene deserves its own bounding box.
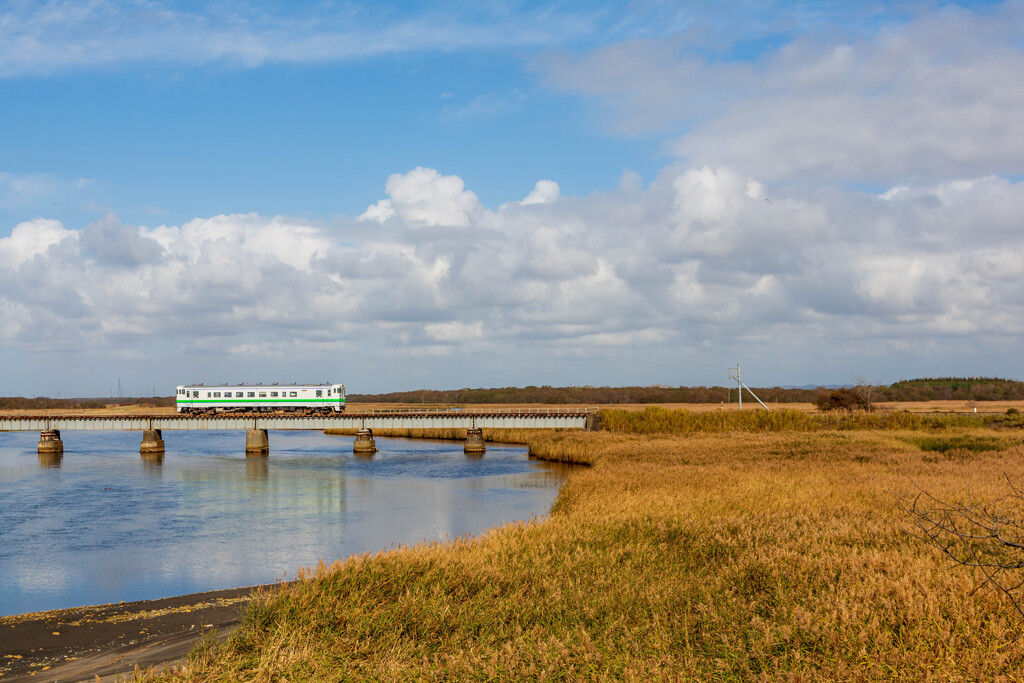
[1,1,1022,396]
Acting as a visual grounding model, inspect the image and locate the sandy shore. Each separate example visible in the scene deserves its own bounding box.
[0,585,273,682]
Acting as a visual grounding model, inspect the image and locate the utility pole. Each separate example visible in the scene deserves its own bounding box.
[729,363,743,410]
[728,362,770,411]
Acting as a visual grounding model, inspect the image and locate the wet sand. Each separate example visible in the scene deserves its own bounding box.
[1,585,273,682]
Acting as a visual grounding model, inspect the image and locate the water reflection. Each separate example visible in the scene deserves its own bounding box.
[38,453,62,469]
[246,456,269,481]
[140,452,164,470]
[0,430,571,616]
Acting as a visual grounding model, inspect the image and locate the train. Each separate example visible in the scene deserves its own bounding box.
[175,383,346,414]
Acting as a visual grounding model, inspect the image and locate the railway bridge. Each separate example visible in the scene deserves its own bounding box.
[0,408,599,457]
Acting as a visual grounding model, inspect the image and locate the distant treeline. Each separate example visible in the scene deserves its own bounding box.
[1,377,1020,409]
[352,385,792,405]
[351,377,1024,405]
[0,396,174,410]
[885,377,1024,401]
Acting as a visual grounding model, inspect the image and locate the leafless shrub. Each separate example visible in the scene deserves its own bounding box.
[900,477,1024,618]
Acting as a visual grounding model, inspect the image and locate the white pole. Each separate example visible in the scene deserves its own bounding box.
[738,362,742,411]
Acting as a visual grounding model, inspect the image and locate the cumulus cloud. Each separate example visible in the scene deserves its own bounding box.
[359,167,483,227]
[79,214,164,268]
[4,165,1023,387]
[0,218,73,267]
[521,180,560,205]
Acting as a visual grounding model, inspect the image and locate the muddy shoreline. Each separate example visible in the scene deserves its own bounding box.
[1,584,274,682]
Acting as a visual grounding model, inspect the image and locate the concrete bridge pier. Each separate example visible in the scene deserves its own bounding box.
[353,428,377,454]
[246,429,269,455]
[38,429,63,455]
[140,429,165,455]
[464,427,486,454]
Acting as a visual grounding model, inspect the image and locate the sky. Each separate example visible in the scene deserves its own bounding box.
[1,0,1022,397]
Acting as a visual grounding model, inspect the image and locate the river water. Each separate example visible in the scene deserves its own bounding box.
[0,430,569,617]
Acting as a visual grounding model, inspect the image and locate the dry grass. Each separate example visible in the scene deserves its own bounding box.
[600,406,1024,433]
[141,416,1024,681]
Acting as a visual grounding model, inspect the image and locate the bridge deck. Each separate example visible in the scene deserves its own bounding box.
[0,409,595,432]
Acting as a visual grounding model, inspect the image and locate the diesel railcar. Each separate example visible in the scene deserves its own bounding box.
[176,383,346,414]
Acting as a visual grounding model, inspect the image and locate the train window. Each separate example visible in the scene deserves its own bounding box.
[247,392,255,397]
[214,392,221,397]
[259,392,266,398]
[289,391,297,397]
[235,392,243,397]
[271,391,278,397]
[316,390,323,397]
[193,391,199,398]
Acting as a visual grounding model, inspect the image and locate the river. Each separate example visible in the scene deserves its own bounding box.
[0,429,569,617]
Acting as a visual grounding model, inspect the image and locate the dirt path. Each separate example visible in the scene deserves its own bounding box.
[0,585,273,682]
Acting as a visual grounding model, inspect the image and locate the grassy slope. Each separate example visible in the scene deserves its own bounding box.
[153,413,1024,681]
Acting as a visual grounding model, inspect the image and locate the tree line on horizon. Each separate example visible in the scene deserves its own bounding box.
[1,377,1021,409]
[350,377,1024,405]
[0,396,174,410]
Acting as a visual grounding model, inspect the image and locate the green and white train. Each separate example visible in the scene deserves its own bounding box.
[175,383,346,414]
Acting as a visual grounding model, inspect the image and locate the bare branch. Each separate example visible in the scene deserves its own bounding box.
[897,477,1024,619]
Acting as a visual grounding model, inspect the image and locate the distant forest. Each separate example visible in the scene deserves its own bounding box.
[351,377,1024,405]
[1,377,1022,409]
[0,396,174,410]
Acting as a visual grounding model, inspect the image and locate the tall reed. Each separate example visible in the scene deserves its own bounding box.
[599,405,991,434]
[143,424,1024,681]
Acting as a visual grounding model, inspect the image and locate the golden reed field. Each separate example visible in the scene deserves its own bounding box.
[123,407,1024,681]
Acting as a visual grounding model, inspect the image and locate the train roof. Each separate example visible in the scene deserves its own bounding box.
[179,382,341,387]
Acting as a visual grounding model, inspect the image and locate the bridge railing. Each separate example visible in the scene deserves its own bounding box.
[346,406,599,416]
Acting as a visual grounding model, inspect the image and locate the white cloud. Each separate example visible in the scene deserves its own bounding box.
[359,167,483,227]
[0,1,604,77]
[0,218,74,267]
[2,165,1024,390]
[537,2,1024,183]
[0,172,89,209]
[521,180,560,205]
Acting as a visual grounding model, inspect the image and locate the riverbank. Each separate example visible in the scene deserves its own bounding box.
[128,416,1024,680]
[0,585,269,682]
